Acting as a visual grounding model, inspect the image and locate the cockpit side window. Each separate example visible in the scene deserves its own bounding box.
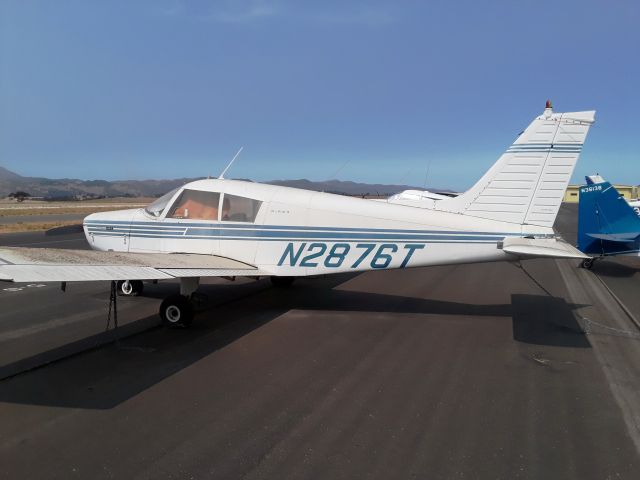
[145,188,179,218]
[168,189,221,220]
[221,194,262,222]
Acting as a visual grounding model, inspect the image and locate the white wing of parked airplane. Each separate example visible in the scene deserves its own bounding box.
[0,247,261,283]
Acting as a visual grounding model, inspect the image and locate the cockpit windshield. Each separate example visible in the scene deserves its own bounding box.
[144,188,179,217]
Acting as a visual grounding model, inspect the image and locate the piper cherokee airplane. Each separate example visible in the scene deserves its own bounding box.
[0,102,594,327]
[578,175,640,269]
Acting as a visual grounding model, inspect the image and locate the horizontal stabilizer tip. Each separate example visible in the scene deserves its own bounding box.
[501,237,589,259]
[587,233,640,242]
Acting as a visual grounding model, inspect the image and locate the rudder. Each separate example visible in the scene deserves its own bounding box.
[436,102,595,227]
[578,177,640,255]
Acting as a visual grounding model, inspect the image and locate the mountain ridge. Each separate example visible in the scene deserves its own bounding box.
[0,166,452,199]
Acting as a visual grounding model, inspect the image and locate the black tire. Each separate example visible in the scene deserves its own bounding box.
[117,280,144,296]
[159,294,194,327]
[270,276,295,288]
[581,258,595,270]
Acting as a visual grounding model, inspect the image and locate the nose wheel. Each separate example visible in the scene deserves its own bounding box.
[159,294,194,327]
[117,280,144,296]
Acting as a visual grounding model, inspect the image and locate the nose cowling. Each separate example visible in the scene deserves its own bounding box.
[83,208,140,251]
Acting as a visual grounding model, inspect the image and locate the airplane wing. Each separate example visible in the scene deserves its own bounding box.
[0,247,263,283]
[500,237,589,259]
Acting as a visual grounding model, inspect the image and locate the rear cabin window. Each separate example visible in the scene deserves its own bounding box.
[168,189,220,220]
[221,194,262,222]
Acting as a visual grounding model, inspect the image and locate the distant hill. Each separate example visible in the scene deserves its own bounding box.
[0,166,451,199]
[0,166,23,182]
[0,168,201,199]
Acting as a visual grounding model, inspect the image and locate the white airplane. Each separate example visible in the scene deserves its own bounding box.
[0,102,594,327]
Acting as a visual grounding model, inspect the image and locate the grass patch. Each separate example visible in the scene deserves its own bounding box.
[0,197,151,216]
[0,206,141,217]
[0,220,83,234]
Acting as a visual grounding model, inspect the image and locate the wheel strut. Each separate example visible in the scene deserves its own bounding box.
[106,280,119,336]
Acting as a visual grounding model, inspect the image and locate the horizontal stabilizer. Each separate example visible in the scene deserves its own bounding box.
[501,237,588,259]
[587,232,640,242]
[0,247,261,283]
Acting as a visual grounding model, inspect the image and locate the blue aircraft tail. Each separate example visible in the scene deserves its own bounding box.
[578,177,640,256]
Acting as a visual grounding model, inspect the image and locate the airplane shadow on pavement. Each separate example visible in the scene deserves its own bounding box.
[0,274,590,409]
[45,224,84,235]
[589,260,638,278]
[511,294,590,348]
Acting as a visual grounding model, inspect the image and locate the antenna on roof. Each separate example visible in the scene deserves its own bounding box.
[422,159,432,190]
[219,147,244,179]
[329,159,350,180]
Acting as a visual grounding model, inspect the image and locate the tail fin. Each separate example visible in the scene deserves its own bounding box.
[578,177,640,255]
[436,102,595,227]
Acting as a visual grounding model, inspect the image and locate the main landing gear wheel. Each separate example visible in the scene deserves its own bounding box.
[159,294,194,328]
[581,258,595,270]
[270,276,295,288]
[117,280,144,296]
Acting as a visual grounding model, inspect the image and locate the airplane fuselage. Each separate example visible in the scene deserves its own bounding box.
[84,179,554,276]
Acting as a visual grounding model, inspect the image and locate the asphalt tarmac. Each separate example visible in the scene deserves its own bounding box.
[556,203,640,322]
[0,226,270,378]
[0,206,639,479]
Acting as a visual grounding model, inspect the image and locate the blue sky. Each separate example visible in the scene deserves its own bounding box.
[1,0,638,190]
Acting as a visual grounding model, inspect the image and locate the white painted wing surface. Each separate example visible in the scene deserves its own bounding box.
[0,248,261,282]
[501,237,588,259]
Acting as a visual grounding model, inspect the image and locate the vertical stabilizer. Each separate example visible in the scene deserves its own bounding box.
[436,103,595,227]
[578,178,640,255]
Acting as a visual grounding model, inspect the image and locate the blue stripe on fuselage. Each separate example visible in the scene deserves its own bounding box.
[85,220,523,238]
[88,231,502,243]
[86,225,511,242]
